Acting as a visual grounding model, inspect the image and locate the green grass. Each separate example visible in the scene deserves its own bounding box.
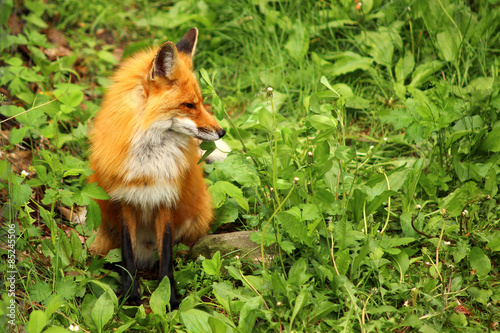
[1,0,500,332]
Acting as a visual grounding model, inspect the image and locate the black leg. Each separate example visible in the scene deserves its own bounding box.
[121,220,141,305]
[159,223,179,310]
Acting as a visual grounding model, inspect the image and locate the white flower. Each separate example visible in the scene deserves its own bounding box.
[21,170,29,177]
[69,325,80,331]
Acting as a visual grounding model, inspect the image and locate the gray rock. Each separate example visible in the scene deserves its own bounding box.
[189,231,276,264]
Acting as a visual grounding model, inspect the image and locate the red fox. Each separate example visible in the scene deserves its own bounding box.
[88,28,225,308]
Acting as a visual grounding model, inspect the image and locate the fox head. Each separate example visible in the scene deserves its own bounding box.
[140,28,225,142]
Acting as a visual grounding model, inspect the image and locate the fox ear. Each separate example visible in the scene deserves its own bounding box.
[150,41,179,79]
[175,27,198,57]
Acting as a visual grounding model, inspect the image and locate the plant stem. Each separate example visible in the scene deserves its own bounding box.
[260,184,296,271]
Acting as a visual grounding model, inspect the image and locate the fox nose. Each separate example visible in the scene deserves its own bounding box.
[218,128,226,138]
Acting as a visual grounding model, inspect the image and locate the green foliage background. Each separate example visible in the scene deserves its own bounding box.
[1,0,499,332]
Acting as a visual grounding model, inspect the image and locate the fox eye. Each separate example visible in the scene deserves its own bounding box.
[182,103,196,109]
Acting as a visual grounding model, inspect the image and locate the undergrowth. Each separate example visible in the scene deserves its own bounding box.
[1,0,499,332]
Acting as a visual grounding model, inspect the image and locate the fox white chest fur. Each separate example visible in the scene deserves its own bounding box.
[110,122,192,210]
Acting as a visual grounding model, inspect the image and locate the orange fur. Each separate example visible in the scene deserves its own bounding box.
[88,29,224,272]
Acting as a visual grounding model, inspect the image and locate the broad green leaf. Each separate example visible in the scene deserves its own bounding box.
[258,107,274,131]
[0,159,12,180]
[9,126,30,145]
[214,199,239,225]
[97,50,118,64]
[449,312,468,327]
[480,126,500,152]
[287,257,312,286]
[437,29,461,62]
[328,52,373,77]
[300,204,320,221]
[452,239,469,263]
[58,89,84,107]
[402,314,422,328]
[393,250,410,282]
[209,315,234,333]
[367,305,398,314]
[367,168,410,200]
[334,146,355,162]
[11,182,33,206]
[409,60,444,88]
[0,0,13,25]
[81,294,97,329]
[467,76,494,91]
[92,291,114,331]
[58,233,71,267]
[309,301,337,322]
[380,109,414,130]
[202,251,222,275]
[27,310,47,333]
[29,281,52,303]
[81,182,110,200]
[452,115,484,131]
[213,281,238,312]
[200,68,213,88]
[276,212,313,247]
[215,154,261,188]
[73,183,109,206]
[487,237,500,252]
[467,287,492,305]
[440,182,480,217]
[86,199,102,230]
[209,180,249,211]
[70,230,83,262]
[331,83,353,98]
[211,94,225,120]
[180,308,212,333]
[320,76,341,96]
[238,296,262,333]
[366,31,394,66]
[199,140,216,163]
[150,277,171,316]
[290,289,309,329]
[114,321,135,333]
[351,240,373,276]
[284,22,309,61]
[309,114,337,131]
[469,247,491,277]
[54,277,77,301]
[335,248,351,276]
[44,295,64,319]
[381,237,416,249]
[395,50,414,83]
